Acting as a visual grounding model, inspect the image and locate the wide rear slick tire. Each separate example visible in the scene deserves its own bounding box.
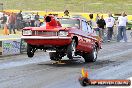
[83,45,98,62]
[49,52,62,61]
[67,39,76,59]
[27,44,35,58]
[49,52,57,60]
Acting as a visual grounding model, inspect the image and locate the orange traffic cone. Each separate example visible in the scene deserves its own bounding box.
[3,24,9,35]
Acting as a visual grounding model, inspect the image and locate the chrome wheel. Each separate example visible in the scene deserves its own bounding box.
[93,47,97,61]
[67,39,76,59]
[72,40,76,56]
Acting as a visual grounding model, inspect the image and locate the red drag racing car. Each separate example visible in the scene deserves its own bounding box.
[21,15,102,62]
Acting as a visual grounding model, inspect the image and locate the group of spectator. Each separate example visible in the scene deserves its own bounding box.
[0,11,41,34]
[0,10,129,42]
[89,12,128,42]
[0,11,23,34]
[29,12,41,27]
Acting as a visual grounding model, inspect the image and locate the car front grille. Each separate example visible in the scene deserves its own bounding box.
[32,31,58,36]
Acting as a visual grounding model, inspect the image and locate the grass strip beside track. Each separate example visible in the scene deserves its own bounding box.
[1,0,132,14]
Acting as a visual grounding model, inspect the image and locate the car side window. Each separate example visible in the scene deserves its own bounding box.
[82,21,88,32]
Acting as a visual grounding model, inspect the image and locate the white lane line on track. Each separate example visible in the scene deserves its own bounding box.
[106,77,132,88]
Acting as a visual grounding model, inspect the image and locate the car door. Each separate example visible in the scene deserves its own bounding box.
[75,20,87,51]
[86,23,96,48]
[80,20,93,52]
[86,23,100,43]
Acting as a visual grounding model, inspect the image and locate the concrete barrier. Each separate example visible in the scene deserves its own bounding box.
[20,39,27,53]
[0,38,27,56]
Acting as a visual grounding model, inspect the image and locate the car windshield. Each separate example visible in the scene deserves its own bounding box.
[58,18,80,28]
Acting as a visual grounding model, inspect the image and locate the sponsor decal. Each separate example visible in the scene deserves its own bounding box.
[2,40,21,55]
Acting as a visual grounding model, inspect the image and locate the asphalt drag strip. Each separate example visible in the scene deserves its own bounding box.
[0,42,131,88]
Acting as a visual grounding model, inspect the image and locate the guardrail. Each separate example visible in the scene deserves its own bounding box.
[0,38,27,56]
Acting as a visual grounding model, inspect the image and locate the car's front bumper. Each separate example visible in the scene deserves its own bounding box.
[21,36,71,39]
[21,36,72,46]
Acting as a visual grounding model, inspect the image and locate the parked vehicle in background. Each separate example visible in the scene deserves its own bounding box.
[127,20,132,30]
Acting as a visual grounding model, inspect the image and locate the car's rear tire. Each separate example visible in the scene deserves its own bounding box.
[83,45,98,62]
[67,39,76,59]
[27,44,35,58]
[49,52,62,61]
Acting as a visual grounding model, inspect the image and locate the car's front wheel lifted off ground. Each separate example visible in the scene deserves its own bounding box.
[27,44,35,58]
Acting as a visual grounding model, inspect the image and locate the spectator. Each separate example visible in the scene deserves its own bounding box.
[105,13,115,42]
[88,14,96,28]
[117,12,128,42]
[96,15,106,41]
[8,12,16,34]
[95,14,100,22]
[30,13,35,27]
[17,10,23,20]
[0,13,7,29]
[34,12,40,27]
[16,10,23,31]
[0,12,4,28]
[62,10,70,18]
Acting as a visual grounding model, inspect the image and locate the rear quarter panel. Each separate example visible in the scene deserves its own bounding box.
[68,28,96,53]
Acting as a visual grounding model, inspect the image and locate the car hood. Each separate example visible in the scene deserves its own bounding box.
[23,26,78,32]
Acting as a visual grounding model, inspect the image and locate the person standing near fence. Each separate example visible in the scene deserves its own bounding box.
[95,14,100,22]
[105,13,115,42]
[62,10,70,18]
[8,12,16,34]
[0,14,7,29]
[96,15,106,41]
[117,12,128,42]
[88,14,96,28]
[16,10,23,31]
[30,13,35,27]
[34,12,40,27]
